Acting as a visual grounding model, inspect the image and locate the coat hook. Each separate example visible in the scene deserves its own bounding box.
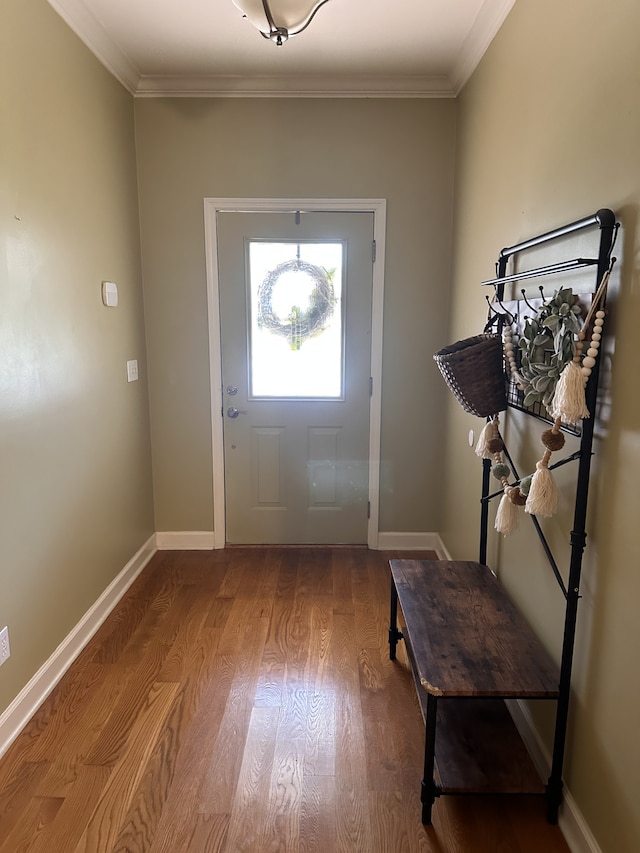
[484,295,501,332]
[521,288,537,311]
[486,294,515,324]
[496,297,515,324]
[484,294,515,332]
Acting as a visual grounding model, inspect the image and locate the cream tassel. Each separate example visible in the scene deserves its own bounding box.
[550,359,589,424]
[551,268,611,424]
[495,486,520,535]
[475,418,497,459]
[525,455,559,517]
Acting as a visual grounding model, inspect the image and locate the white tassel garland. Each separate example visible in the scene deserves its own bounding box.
[525,460,559,517]
[550,360,589,424]
[475,419,496,459]
[495,486,520,535]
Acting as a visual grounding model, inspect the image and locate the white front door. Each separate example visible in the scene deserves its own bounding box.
[216,210,375,544]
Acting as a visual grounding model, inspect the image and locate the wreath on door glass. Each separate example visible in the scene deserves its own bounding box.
[257,259,336,351]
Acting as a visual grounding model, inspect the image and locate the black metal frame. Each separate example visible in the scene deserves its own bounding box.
[478,208,618,823]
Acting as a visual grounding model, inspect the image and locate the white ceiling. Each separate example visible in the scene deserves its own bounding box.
[47,0,515,97]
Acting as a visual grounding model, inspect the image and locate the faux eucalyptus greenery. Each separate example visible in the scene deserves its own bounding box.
[518,287,583,408]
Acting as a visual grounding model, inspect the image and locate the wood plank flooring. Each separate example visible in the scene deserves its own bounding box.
[0,548,571,852]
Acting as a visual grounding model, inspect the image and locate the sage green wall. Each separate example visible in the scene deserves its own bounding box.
[134,98,456,534]
[0,0,154,715]
[444,1,640,850]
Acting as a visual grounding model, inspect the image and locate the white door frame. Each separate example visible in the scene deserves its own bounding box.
[203,198,386,549]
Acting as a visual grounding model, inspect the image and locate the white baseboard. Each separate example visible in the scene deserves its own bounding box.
[506,699,602,853]
[154,531,217,550]
[0,535,157,759]
[154,530,450,555]
[376,531,452,559]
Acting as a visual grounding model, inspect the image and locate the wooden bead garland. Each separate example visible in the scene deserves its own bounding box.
[492,323,565,524]
[502,319,525,391]
[582,310,605,381]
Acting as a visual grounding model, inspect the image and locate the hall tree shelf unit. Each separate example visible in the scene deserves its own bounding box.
[388,208,619,824]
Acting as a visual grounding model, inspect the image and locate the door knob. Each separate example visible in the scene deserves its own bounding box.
[227,407,248,418]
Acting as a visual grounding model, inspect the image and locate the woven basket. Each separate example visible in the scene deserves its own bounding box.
[433,334,507,417]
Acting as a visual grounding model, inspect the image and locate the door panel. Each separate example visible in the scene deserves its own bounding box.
[217,211,373,544]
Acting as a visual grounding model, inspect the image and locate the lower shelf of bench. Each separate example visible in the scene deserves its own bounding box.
[389,559,557,806]
[419,692,546,795]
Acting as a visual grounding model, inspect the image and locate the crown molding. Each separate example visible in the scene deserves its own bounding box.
[450,0,516,95]
[47,0,514,98]
[47,0,140,93]
[134,74,455,98]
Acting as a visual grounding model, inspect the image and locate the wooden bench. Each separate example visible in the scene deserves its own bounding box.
[388,559,561,824]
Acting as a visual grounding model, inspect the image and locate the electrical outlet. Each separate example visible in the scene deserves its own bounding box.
[0,627,10,667]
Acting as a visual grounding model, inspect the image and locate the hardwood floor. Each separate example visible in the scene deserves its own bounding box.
[0,548,570,852]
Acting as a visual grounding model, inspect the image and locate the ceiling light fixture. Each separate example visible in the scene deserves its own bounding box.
[232,0,332,46]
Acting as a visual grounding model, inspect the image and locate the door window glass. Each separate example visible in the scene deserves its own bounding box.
[248,240,344,399]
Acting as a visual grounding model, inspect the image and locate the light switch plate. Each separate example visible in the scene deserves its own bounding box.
[102,281,118,307]
[126,359,138,382]
[0,627,10,667]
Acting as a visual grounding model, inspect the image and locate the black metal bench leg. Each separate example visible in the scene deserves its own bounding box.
[546,775,563,824]
[389,578,403,660]
[421,694,441,824]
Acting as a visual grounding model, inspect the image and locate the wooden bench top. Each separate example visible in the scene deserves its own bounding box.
[390,559,560,698]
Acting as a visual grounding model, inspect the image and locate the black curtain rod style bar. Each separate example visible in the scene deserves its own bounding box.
[481,257,598,287]
[498,208,616,261]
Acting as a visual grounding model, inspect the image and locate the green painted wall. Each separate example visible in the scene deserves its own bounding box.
[0,0,154,714]
[443,1,640,850]
[134,97,457,534]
